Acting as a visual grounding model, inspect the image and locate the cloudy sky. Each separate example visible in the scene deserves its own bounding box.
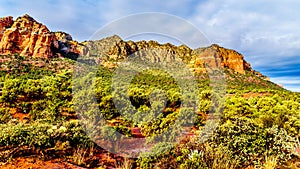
[0,0,299,92]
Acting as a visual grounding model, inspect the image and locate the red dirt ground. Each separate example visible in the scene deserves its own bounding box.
[227,92,271,98]
[0,157,87,169]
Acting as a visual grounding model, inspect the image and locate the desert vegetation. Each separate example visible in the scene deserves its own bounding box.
[0,53,300,169]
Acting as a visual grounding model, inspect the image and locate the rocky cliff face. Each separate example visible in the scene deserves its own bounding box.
[0,15,54,58]
[83,36,254,75]
[193,44,253,74]
[0,16,13,40]
[210,44,252,74]
[0,14,86,58]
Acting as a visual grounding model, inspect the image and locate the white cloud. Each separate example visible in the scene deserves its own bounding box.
[271,77,300,92]
[189,0,300,58]
[91,13,210,48]
[95,0,199,22]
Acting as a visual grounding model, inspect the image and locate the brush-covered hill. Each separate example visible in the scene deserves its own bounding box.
[81,35,281,93]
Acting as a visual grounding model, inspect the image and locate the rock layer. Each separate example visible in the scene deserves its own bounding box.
[194,44,252,74]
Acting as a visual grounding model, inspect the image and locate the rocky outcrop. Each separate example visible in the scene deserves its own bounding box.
[51,31,87,59]
[0,14,54,58]
[193,44,253,74]
[0,16,13,40]
[82,36,254,75]
[0,14,85,59]
[210,44,252,74]
[82,35,123,57]
[54,32,73,42]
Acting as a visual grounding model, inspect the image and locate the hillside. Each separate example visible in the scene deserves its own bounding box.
[0,14,299,169]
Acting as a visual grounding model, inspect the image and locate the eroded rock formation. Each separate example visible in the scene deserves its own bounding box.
[0,16,13,40]
[0,14,86,59]
[0,14,54,58]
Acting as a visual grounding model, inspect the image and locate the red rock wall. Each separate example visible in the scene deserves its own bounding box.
[0,16,13,40]
[0,14,84,58]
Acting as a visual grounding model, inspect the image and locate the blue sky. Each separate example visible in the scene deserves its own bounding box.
[0,0,300,92]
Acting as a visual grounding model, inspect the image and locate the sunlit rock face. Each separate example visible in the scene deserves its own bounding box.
[0,14,85,59]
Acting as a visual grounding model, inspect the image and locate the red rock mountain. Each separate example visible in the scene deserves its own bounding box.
[0,14,264,77]
[0,14,85,58]
[194,44,252,74]
[83,37,257,75]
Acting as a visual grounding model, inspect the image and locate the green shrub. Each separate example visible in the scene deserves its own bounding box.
[211,119,296,167]
[0,107,11,123]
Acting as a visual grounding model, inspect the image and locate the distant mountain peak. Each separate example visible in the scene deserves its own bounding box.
[107,35,122,42]
[17,14,36,22]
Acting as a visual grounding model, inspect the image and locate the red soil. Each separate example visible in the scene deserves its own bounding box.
[0,157,86,169]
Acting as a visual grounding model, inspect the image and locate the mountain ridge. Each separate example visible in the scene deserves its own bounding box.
[0,14,270,82]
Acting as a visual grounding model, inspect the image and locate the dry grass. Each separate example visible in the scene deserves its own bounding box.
[115,157,133,169]
[72,146,87,166]
[262,156,278,169]
[199,143,239,169]
[211,147,238,169]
